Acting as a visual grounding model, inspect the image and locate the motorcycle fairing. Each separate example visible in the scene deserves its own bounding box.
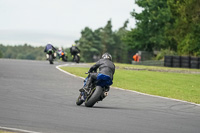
[83,77,88,87]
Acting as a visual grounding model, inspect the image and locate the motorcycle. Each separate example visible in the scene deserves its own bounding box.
[76,72,112,107]
[57,50,68,62]
[47,49,55,64]
[73,53,80,63]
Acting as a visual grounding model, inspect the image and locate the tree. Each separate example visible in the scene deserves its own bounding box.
[100,20,115,55]
[78,27,100,62]
[114,20,129,63]
[77,20,131,63]
[0,44,46,60]
[78,20,116,62]
[168,0,200,56]
[0,50,2,58]
[124,0,174,52]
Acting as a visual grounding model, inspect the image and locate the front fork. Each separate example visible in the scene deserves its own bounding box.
[80,91,87,101]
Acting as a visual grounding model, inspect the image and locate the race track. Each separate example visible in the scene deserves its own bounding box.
[0,59,200,133]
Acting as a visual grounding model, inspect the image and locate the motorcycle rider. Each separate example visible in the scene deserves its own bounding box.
[57,47,67,61]
[57,47,63,59]
[44,42,57,59]
[79,53,115,93]
[70,44,80,60]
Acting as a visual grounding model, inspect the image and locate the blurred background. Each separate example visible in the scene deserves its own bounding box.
[0,0,200,65]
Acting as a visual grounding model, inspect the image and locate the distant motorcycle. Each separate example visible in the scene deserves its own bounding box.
[47,49,55,64]
[76,72,112,107]
[57,51,68,62]
[73,53,80,63]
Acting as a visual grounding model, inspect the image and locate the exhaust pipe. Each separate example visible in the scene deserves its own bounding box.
[104,92,108,97]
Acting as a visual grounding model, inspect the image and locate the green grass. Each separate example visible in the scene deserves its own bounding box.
[60,65,200,104]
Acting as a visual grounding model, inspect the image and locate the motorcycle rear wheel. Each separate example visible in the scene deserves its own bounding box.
[62,56,67,62]
[85,86,103,107]
[75,55,80,63]
[49,54,53,64]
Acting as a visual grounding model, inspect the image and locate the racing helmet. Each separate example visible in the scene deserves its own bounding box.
[102,53,112,61]
[58,47,62,51]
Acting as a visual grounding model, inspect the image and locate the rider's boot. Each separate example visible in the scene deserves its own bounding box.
[79,82,92,94]
[79,87,90,93]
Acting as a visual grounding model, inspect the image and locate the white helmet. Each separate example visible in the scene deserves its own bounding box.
[58,47,62,51]
[102,53,112,61]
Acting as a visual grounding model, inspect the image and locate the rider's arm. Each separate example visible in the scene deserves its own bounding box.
[88,60,101,73]
[44,47,47,52]
[52,46,57,51]
[77,47,81,52]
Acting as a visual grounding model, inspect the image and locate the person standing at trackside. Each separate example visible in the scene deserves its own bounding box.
[44,42,57,59]
[133,53,141,62]
[79,53,115,93]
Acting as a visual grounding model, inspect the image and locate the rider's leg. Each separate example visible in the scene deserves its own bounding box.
[80,73,97,92]
[72,53,75,61]
[53,52,57,59]
[46,54,49,60]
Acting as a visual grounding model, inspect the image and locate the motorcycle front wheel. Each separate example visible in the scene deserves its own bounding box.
[76,94,84,106]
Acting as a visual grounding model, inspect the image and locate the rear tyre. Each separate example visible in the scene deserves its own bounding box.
[85,86,103,107]
[63,56,67,62]
[75,55,80,63]
[49,54,53,64]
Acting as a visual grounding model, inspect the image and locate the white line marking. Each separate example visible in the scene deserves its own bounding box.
[56,63,84,79]
[56,64,200,107]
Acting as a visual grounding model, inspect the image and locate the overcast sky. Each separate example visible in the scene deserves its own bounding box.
[0,0,142,48]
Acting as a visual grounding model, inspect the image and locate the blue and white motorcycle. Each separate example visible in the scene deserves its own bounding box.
[76,72,112,107]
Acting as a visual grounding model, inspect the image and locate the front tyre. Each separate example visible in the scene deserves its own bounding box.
[76,94,84,106]
[85,86,103,107]
[62,56,67,62]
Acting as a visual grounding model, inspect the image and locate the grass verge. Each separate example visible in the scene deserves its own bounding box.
[60,65,200,104]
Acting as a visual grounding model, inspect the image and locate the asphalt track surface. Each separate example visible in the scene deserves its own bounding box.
[0,59,200,133]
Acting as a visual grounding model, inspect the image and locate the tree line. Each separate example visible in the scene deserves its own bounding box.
[1,0,200,63]
[124,0,200,57]
[0,44,74,61]
[75,20,130,63]
[77,0,200,62]
[0,44,46,60]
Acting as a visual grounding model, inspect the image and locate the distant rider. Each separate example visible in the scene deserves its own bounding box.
[80,53,115,93]
[70,44,80,60]
[58,47,63,52]
[44,42,57,59]
[57,47,64,55]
